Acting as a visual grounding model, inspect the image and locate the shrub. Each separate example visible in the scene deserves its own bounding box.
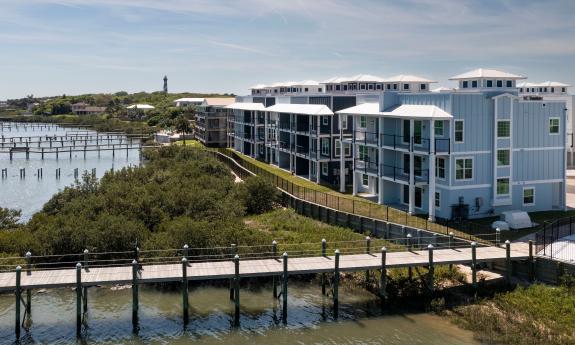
[238,176,279,215]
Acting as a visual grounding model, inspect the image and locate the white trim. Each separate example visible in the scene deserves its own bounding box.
[454,119,464,143]
[496,176,511,196]
[455,156,474,181]
[436,183,491,190]
[435,157,446,180]
[512,146,564,152]
[451,150,491,155]
[522,186,535,206]
[512,179,563,185]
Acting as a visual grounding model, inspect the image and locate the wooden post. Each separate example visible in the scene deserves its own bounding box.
[427,244,434,293]
[321,239,326,295]
[76,263,82,337]
[471,242,477,292]
[406,233,412,251]
[496,228,501,247]
[333,249,340,319]
[15,266,21,339]
[229,244,237,300]
[132,260,139,333]
[505,240,511,286]
[380,247,387,302]
[282,252,288,324]
[365,236,371,285]
[25,251,31,323]
[272,240,277,298]
[234,254,240,327]
[183,244,189,261]
[182,258,189,325]
[528,240,535,282]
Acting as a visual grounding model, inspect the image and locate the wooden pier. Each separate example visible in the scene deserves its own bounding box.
[0,238,531,339]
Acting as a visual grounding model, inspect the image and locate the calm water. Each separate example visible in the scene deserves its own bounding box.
[0,283,479,345]
[0,122,140,221]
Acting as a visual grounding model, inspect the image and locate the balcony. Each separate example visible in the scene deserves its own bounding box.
[381,164,429,184]
[381,134,411,151]
[296,145,310,156]
[355,130,378,145]
[381,134,450,154]
[354,159,378,174]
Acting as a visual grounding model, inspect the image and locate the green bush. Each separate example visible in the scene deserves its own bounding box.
[237,176,279,215]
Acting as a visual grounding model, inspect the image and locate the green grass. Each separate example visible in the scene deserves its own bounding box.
[452,283,575,345]
[173,139,205,149]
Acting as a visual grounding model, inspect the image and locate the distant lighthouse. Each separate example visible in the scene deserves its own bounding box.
[163,75,168,93]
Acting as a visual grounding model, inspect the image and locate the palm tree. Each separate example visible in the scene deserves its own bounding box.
[175,115,192,145]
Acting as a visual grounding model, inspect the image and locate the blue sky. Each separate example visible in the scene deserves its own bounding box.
[0,0,574,99]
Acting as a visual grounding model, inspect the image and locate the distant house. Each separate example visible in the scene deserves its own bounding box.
[126,104,155,117]
[71,102,107,115]
[173,98,206,108]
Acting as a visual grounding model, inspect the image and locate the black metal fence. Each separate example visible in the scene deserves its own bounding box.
[535,216,575,262]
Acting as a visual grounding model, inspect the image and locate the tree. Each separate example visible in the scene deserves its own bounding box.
[237,176,279,215]
[175,115,192,145]
[0,208,21,230]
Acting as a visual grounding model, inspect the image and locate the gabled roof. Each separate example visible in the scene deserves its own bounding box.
[337,103,452,120]
[225,102,266,111]
[321,74,385,84]
[249,84,268,90]
[449,68,526,80]
[384,74,436,83]
[266,103,333,115]
[174,98,205,103]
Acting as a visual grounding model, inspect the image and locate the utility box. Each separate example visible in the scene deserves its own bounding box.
[500,211,534,230]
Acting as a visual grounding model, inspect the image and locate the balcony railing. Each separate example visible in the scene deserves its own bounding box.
[381,134,411,151]
[381,164,429,184]
[381,134,450,154]
[296,145,310,156]
[354,159,378,174]
[355,130,378,145]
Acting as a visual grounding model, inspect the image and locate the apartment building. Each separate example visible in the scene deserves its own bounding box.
[193,97,235,147]
[227,69,567,220]
[517,81,574,167]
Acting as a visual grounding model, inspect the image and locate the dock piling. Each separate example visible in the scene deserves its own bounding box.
[234,254,240,327]
[229,244,237,300]
[76,263,82,337]
[380,247,387,303]
[132,260,139,333]
[428,244,434,293]
[15,266,21,339]
[282,252,288,323]
[365,236,371,284]
[272,240,277,298]
[182,258,189,325]
[528,240,535,282]
[505,240,511,286]
[333,249,340,319]
[321,239,326,295]
[471,242,477,292]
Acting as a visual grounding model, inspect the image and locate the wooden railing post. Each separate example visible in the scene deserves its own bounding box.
[365,236,371,284]
[282,252,288,324]
[182,258,189,325]
[76,263,82,337]
[15,266,21,339]
[333,249,340,319]
[234,254,240,327]
[505,240,511,286]
[132,260,139,333]
[427,244,434,294]
[380,247,387,303]
[272,240,278,298]
[321,239,327,295]
[471,242,477,293]
[528,240,535,282]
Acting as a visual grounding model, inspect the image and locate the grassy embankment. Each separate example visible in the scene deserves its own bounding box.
[450,282,575,345]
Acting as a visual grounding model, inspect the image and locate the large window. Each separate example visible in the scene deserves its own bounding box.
[497,149,510,166]
[523,187,535,206]
[335,140,341,157]
[497,178,510,195]
[436,157,445,179]
[321,138,330,156]
[455,158,473,180]
[549,118,560,134]
[497,121,510,138]
[434,121,444,136]
[344,142,351,156]
[454,120,464,143]
[486,80,493,87]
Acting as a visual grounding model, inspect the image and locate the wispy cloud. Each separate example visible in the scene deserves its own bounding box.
[209,41,275,56]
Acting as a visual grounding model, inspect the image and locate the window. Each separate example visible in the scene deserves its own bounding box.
[359,145,368,161]
[318,88,322,92]
[435,192,441,208]
[344,142,351,156]
[454,120,464,143]
[420,83,427,90]
[496,178,510,195]
[321,163,328,176]
[544,87,548,92]
[359,116,367,128]
[368,84,374,90]
[360,84,366,90]
[376,84,382,90]
[434,121,444,136]
[551,87,555,93]
[321,138,330,156]
[497,149,510,166]
[471,80,478,88]
[549,118,560,134]
[304,88,308,92]
[414,155,422,176]
[403,154,410,174]
[436,157,445,179]
[413,120,422,145]
[322,116,329,126]
[455,158,473,180]
[335,85,340,91]
[362,174,369,186]
[562,87,566,93]
[393,83,398,90]
[523,187,535,206]
[497,121,510,138]
[386,84,391,90]
[462,81,469,88]
[335,140,341,157]
[403,84,410,90]
[341,115,348,130]
[496,80,503,87]
[486,80,493,87]
[506,80,513,88]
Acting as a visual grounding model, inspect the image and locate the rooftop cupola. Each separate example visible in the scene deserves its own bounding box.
[449,68,526,90]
